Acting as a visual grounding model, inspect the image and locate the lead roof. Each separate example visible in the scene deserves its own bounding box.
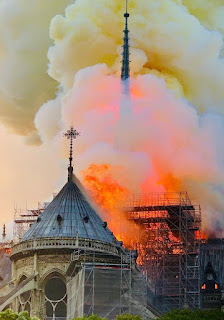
[22,174,117,244]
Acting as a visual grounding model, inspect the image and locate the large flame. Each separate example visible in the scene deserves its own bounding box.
[82,163,140,245]
[82,164,129,210]
[82,163,197,264]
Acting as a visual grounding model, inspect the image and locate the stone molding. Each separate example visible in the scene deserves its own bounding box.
[39,268,66,287]
[11,237,119,258]
[16,258,33,269]
[38,255,70,264]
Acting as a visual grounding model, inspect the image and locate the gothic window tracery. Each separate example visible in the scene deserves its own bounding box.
[18,275,31,314]
[44,276,67,320]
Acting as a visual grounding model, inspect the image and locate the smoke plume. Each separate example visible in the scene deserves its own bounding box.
[0,0,71,143]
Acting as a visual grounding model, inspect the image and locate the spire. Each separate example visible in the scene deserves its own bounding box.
[2,224,6,239]
[121,0,130,84]
[64,126,80,182]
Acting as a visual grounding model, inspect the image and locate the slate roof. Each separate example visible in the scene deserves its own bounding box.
[22,174,116,244]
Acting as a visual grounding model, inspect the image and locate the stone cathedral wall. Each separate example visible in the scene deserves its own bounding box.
[13,252,72,318]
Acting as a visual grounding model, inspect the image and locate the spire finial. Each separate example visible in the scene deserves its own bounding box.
[64,126,80,181]
[2,224,6,239]
[121,0,130,85]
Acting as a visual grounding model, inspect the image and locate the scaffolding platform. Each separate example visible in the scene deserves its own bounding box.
[66,249,157,320]
[13,201,50,241]
[123,192,201,313]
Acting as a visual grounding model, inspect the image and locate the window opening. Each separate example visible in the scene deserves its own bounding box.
[45,276,67,320]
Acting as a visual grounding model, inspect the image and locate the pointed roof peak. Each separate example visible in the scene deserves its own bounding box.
[125,0,129,17]
[22,173,118,245]
[121,0,130,83]
[63,126,80,182]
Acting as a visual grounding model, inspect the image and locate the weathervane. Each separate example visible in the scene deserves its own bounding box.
[64,126,80,181]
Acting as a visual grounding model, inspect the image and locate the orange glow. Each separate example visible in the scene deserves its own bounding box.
[158,173,182,192]
[201,284,206,290]
[82,163,202,266]
[82,164,136,245]
[201,231,208,240]
[0,247,11,255]
[130,85,143,98]
[215,283,218,290]
[82,164,129,210]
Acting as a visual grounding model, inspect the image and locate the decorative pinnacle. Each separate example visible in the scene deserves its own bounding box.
[64,126,80,181]
[2,224,6,239]
[121,0,130,82]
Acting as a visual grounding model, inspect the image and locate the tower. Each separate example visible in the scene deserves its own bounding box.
[121,0,130,84]
[0,127,123,318]
[118,0,132,130]
[2,224,6,239]
[201,262,222,310]
[0,127,157,319]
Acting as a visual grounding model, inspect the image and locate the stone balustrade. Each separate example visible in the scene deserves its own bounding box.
[11,237,119,257]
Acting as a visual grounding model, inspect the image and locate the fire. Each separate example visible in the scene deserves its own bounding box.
[158,173,182,192]
[0,247,11,255]
[82,164,203,268]
[82,164,129,210]
[82,164,136,244]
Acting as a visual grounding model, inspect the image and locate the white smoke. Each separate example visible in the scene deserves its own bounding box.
[0,0,71,142]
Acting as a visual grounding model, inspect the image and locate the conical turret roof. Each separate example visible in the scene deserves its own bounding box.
[22,175,116,244]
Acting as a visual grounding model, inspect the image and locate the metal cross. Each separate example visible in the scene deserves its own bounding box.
[64,126,80,168]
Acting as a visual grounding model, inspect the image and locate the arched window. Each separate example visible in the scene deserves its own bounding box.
[18,275,31,314]
[44,276,67,320]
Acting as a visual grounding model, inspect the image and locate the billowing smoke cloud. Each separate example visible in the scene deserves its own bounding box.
[47,0,224,114]
[183,0,224,33]
[36,63,224,234]
[0,0,71,143]
[1,0,224,236]
[34,0,224,235]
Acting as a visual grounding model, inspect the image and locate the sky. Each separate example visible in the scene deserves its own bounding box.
[0,125,65,225]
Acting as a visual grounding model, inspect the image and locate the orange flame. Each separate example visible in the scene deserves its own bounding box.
[82,164,135,244]
[82,163,203,266]
[82,164,129,210]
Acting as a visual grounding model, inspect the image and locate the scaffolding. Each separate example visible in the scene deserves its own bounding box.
[123,192,201,313]
[67,249,149,320]
[13,202,49,241]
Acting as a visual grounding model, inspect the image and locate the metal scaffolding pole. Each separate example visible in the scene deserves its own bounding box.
[124,192,201,313]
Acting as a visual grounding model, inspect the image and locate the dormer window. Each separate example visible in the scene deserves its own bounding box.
[102,222,107,229]
[57,215,63,225]
[83,215,89,223]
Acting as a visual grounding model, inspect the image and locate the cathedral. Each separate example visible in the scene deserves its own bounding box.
[0,5,160,319]
[0,126,158,320]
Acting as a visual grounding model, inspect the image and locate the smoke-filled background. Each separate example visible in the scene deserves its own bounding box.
[1,0,224,237]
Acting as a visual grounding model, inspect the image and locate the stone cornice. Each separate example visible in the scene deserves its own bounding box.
[11,237,120,260]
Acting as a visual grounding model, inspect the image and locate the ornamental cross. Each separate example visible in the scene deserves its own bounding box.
[63,126,80,168]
